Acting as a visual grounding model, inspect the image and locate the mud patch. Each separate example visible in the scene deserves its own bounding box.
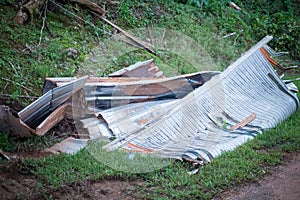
[213,153,300,200]
[0,158,143,200]
[0,159,37,200]
[90,179,141,200]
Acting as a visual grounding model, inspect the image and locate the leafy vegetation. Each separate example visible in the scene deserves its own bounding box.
[188,0,300,60]
[0,0,299,199]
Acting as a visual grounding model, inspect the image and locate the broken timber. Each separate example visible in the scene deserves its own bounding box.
[91,11,156,55]
[108,59,165,78]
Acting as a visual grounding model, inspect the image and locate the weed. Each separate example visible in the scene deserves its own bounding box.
[0,132,16,152]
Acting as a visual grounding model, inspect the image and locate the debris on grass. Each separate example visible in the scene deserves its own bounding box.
[0,149,10,160]
[0,36,298,164]
[229,2,241,11]
[18,76,87,136]
[43,137,89,154]
[108,59,165,78]
[0,105,32,137]
[102,36,299,163]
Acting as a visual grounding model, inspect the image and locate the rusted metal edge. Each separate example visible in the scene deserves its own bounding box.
[108,59,165,78]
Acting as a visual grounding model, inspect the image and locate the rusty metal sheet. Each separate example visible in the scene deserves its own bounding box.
[43,77,77,94]
[85,72,218,110]
[42,59,164,94]
[43,72,210,110]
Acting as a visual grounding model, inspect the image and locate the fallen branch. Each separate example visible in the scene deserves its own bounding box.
[147,24,154,45]
[8,61,19,76]
[1,78,39,96]
[0,93,39,99]
[39,0,48,46]
[223,32,236,38]
[15,0,106,25]
[91,11,156,55]
[14,0,46,25]
[69,0,106,16]
[0,149,10,160]
[229,2,241,10]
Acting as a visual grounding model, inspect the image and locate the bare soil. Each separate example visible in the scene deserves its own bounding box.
[0,158,142,200]
[214,152,300,200]
[1,141,299,200]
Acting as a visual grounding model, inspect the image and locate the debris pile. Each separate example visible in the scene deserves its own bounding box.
[0,36,299,164]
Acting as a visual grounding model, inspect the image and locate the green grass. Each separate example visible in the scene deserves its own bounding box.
[17,107,298,199]
[0,0,299,199]
[138,109,299,199]
[14,80,299,199]
[0,131,64,153]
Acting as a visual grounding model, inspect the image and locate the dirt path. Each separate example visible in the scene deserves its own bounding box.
[214,153,300,200]
[1,152,299,199]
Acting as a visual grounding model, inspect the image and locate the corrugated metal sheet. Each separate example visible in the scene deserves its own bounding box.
[18,76,87,134]
[80,117,113,139]
[44,72,219,110]
[97,100,178,137]
[6,36,297,159]
[103,36,299,163]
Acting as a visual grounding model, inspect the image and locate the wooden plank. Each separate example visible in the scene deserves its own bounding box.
[35,104,69,136]
[108,59,165,78]
[230,113,257,130]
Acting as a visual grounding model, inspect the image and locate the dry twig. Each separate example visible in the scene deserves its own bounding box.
[1,78,39,96]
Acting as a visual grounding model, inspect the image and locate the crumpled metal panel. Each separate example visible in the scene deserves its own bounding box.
[43,137,88,154]
[103,36,299,163]
[86,72,219,110]
[97,100,178,137]
[80,117,113,139]
[18,76,87,131]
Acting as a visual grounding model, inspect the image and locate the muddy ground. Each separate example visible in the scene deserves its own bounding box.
[214,152,300,200]
[0,157,142,200]
[1,152,299,199]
